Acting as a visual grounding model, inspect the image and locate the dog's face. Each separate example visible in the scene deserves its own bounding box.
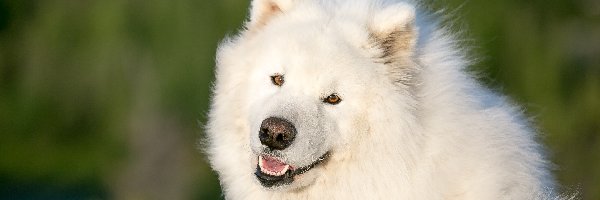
[216,0,418,191]
[244,24,376,189]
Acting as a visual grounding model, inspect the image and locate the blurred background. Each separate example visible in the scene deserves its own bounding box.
[0,0,598,199]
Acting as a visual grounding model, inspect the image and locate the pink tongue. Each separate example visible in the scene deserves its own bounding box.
[262,156,287,172]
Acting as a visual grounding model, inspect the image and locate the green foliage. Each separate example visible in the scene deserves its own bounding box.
[0,0,247,198]
[0,0,597,199]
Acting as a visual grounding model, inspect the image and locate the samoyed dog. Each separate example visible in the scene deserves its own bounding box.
[206,0,559,199]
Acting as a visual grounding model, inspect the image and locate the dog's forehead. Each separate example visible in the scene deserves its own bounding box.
[242,15,376,90]
[254,23,367,70]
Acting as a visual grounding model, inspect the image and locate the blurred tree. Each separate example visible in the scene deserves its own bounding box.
[0,0,248,199]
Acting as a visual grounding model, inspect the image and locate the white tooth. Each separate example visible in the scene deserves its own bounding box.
[259,155,267,174]
[281,165,289,174]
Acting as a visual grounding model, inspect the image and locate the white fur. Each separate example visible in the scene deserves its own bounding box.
[206,0,560,199]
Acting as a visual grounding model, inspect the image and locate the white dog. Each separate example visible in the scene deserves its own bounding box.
[206,0,560,199]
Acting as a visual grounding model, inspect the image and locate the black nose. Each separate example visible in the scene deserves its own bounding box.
[259,117,297,150]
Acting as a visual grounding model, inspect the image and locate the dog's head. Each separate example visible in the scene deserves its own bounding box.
[217,0,420,191]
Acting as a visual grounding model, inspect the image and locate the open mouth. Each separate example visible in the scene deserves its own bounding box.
[255,152,330,188]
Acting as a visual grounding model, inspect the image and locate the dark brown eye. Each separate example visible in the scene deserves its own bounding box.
[271,74,284,86]
[323,94,342,105]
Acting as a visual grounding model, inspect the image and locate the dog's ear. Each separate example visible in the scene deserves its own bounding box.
[248,0,295,30]
[369,3,418,86]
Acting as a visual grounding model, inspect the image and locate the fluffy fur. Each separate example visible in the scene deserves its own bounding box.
[206,0,560,199]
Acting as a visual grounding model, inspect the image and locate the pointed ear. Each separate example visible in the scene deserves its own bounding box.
[369,3,418,85]
[248,0,295,30]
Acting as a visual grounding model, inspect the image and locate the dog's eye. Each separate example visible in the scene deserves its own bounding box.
[323,94,342,105]
[271,74,284,86]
